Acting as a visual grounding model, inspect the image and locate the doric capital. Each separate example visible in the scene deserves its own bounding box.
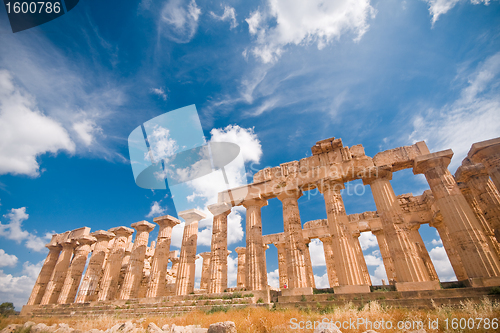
[207,202,232,216]
[235,247,246,255]
[429,211,444,229]
[170,257,180,264]
[76,235,97,246]
[61,238,78,249]
[413,150,453,175]
[455,163,488,183]
[199,252,211,259]
[91,230,115,241]
[318,235,333,244]
[242,197,268,209]
[178,209,207,225]
[361,166,393,186]
[407,222,421,231]
[108,226,134,237]
[46,243,62,251]
[153,214,181,228]
[227,250,232,255]
[273,242,286,250]
[351,230,361,238]
[277,188,302,201]
[468,137,500,163]
[316,178,345,194]
[370,227,384,236]
[131,220,156,232]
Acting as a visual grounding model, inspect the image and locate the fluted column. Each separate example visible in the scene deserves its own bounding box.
[118,221,155,299]
[27,238,61,305]
[351,231,371,286]
[235,247,246,289]
[97,226,134,301]
[407,223,439,281]
[207,203,231,294]
[146,215,180,298]
[242,198,268,291]
[57,235,96,304]
[40,239,77,304]
[273,242,288,289]
[302,239,316,288]
[468,137,500,191]
[199,252,211,290]
[364,168,437,291]
[370,229,397,284]
[76,230,115,302]
[319,236,339,287]
[318,180,368,293]
[415,150,500,286]
[176,209,206,295]
[429,216,468,281]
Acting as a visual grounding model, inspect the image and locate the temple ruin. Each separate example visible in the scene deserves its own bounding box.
[21,136,500,316]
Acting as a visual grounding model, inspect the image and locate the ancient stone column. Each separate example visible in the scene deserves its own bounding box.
[302,239,316,289]
[370,228,397,284]
[364,168,437,291]
[207,203,231,294]
[242,198,268,291]
[456,162,500,243]
[468,137,500,191]
[429,216,468,281]
[414,150,500,286]
[407,223,439,281]
[351,231,371,286]
[319,236,339,287]
[57,235,96,304]
[199,252,211,290]
[175,209,206,295]
[274,242,288,289]
[118,221,155,300]
[40,239,77,304]
[277,190,311,294]
[97,226,134,301]
[318,179,368,293]
[234,247,246,289]
[76,230,115,303]
[27,238,61,305]
[146,215,180,298]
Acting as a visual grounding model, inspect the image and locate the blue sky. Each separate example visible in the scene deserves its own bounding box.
[1,0,500,309]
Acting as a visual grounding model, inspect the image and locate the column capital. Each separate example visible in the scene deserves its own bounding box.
[455,163,488,183]
[242,197,268,209]
[407,222,421,231]
[227,250,232,255]
[277,188,302,201]
[153,214,181,228]
[207,202,232,216]
[46,243,62,251]
[170,257,179,264]
[316,178,345,194]
[413,150,453,175]
[468,137,500,163]
[318,235,333,243]
[91,230,115,241]
[108,226,134,237]
[234,247,246,254]
[199,252,211,259]
[361,166,393,186]
[371,227,384,235]
[76,235,96,247]
[178,209,207,225]
[131,220,156,232]
[61,239,78,249]
[351,230,361,238]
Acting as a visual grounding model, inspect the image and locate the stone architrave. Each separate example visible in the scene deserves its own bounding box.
[468,138,500,191]
[175,209,206,295]
[207,203,232,294]
[318,179,369,293]
[146,215,180,298]
[242,198,268,291]
[407,223,439,281]
[302,239,316,289]
[318,236,339,287]
[76,230,115,303]
[364,168,438,291]
[370,229,397,284]
[97,226,134,301]
[57,235,96,304]
[199,252,211,290]
[274,242,288,289]
[277,190,311,294]
[234,247,246,289]
[351,231,372,286]
[40,239,77,304]
[26,236,61,305]
[415,150,500,286]
[118,221,155,300]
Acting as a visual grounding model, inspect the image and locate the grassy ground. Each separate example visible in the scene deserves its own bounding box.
[1,297,499,333]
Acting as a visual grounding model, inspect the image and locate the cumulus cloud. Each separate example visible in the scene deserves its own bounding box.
[267,268,280,289]
[409,52,500,171]
[151,87,168,101]
[0,70,75,177]
[309,239,326,266]
[366,249,388,285]
[72,119,102,147]
[429,246,456,281]
[245,0,376,63]
[0,249,18,267]
[159,0,201,43]
[423,0,492,25]
[0,207,47,252]
[0,260,43,309]
[359,231,378,250]
[210,5,238,29]
[314,272,330,288]
[146,201,167,218]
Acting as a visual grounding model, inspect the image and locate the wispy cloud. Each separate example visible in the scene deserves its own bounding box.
[158,0,201,43]
[423,0,492,25]
[151,87,168,101]
[146,201,167,218]
[210,5,238,29]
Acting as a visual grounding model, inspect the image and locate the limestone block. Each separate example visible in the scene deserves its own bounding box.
[373,141,430,171]
[207,322,236,333]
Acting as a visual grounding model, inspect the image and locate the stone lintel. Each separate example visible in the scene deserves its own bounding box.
[468,137,500,161]
[68,227,91,240]
[395,280,441,292]
[178,209,207,225]
[108,226,134,237]
[468,276,500,288]
[207,202,232,216]
[413,149,454,175]
[333,285,371,294]
[153,214,181,227]
[131,220,155,232]
[372,141,430,171]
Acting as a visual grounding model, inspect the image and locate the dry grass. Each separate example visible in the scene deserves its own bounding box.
[1,298,499,333]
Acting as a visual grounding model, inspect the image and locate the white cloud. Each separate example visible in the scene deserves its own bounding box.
[210,5,238,29]
[423,0,492,25]
[151,87,168,101]
[314,272,330,288]
[0,249,18,267]
[367,249,388,285]
[409,52,500,171]
[364,254,383,266]
[146,125,178,163]
[227,255,238,287]
[159,0,201,43]
[431,238,442,246]
[309,239,326,266]
[0,70,75,177]
[359,231,378,250]
[267,268,280,289]
[171,222,185,248]
[0,207,47,253]
[245,0,376,63]
[146,201,167,218]
[72,119,102,146]
[429,246,456,281]
[0,260,43,310]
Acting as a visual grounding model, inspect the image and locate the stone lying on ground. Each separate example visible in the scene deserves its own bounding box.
[207,322,236,333]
